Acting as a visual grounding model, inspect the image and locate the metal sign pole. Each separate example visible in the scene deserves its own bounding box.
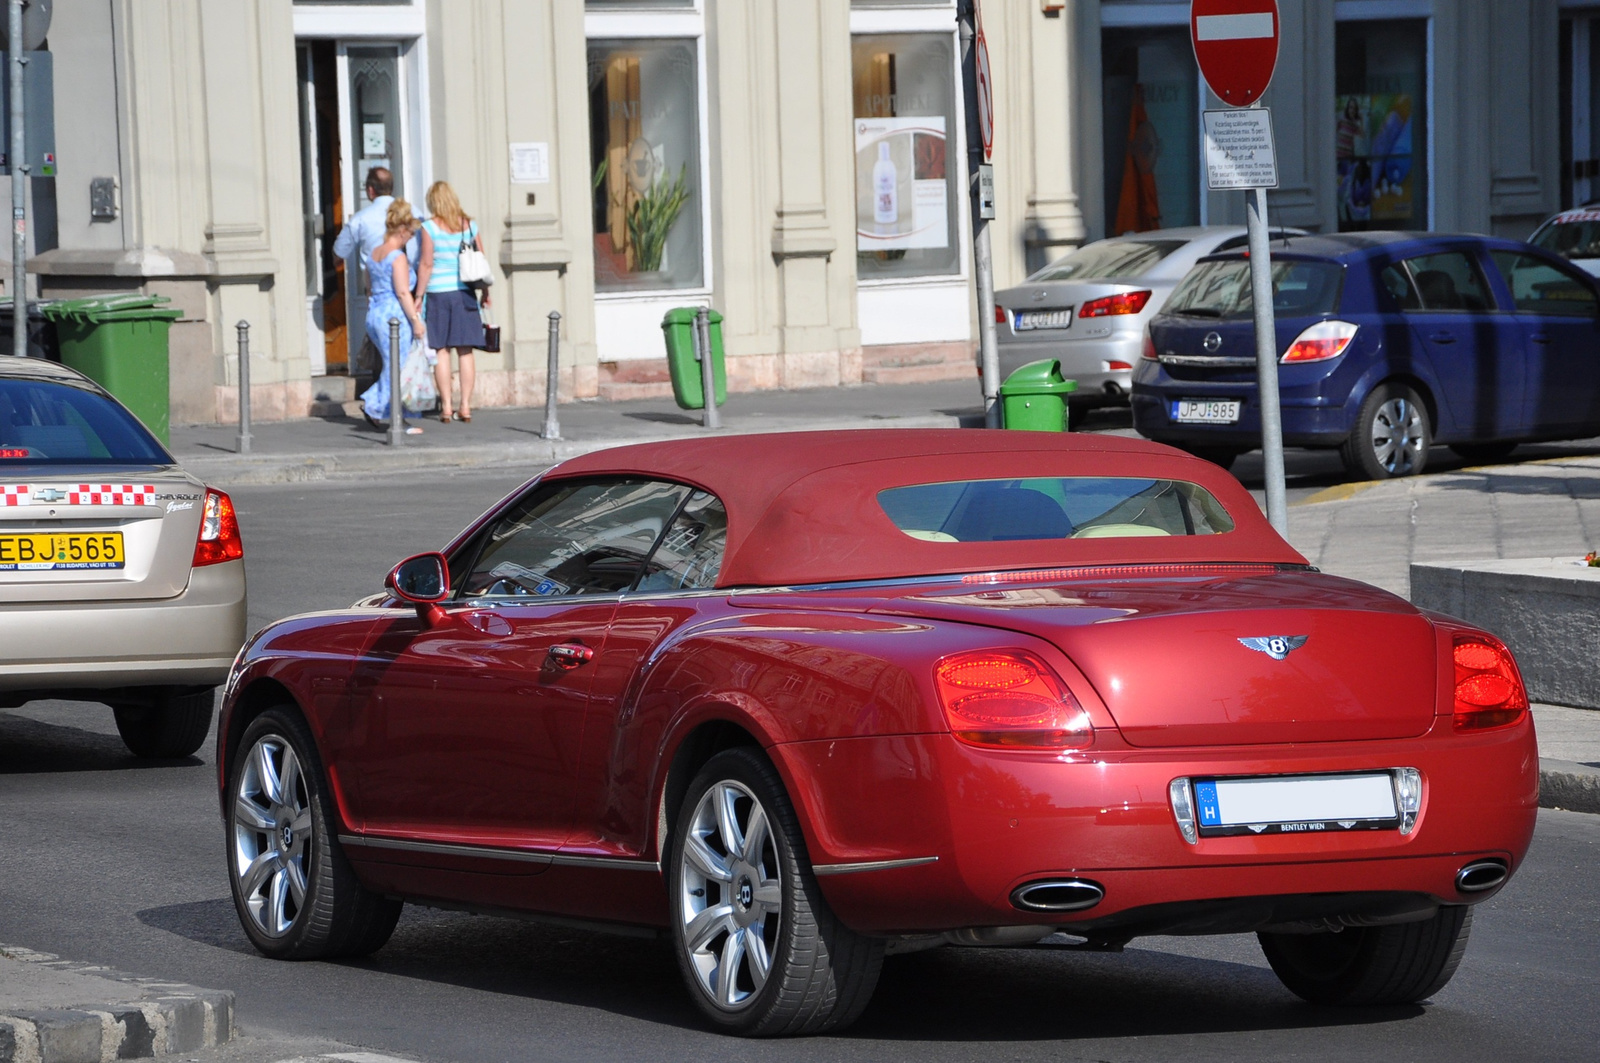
[8,0,26,358]
[958,0,1001,427]
[1246,185,1287,535]
[694,306,720,430]
[387,318,403,446]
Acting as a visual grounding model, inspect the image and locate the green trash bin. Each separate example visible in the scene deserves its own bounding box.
[42,294,183,444]
[661,307,727,411]
[999,358,1078,432]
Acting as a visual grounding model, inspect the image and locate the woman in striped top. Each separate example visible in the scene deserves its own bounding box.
[415,181,488,422]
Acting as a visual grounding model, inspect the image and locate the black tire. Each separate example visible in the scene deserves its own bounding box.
[668,747,883,1036]
[1341,383,1431,480]
[1258,905,1472,1006]
[1181,445,1245,471]
[225,707,402,960]
[1450,442,1518,465]
[112,688,216,758]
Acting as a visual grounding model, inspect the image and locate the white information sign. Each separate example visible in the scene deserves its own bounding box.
[510,142,551,184]
[1203,108,1279,190]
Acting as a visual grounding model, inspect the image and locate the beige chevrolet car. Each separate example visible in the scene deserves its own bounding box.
[0,357,246,757]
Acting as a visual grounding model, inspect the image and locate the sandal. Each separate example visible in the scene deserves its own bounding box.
[439,412,453,423]
[457,411,472,423]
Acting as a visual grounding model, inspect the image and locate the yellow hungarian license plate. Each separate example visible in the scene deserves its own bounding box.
[0,532,125,571]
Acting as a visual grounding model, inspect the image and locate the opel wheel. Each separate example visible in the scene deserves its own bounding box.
[1259,905,1472,1005]
[226,708,402,959]
[1343,383,1431,480]
[669,748,883,1036]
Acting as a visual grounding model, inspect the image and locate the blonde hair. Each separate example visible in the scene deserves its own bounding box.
[425,181,469,232]
[384,198,417,236]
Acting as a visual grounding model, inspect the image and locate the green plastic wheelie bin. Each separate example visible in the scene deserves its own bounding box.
[999,358,1078,432]
[42,294,183,444]
[661,307,727,411]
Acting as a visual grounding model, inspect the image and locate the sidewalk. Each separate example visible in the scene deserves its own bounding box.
[174,378,987,486]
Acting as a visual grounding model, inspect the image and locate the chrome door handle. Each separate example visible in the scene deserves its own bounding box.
[1529,333,1551,344]
[546,643,595,669]
[1428,332,1456,344]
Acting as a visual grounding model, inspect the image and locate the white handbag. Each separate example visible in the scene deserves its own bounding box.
[457,224,493,288]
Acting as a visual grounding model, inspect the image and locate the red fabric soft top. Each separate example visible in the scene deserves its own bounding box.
[544,429,1307,587]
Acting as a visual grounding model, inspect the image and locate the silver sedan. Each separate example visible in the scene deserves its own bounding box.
[995,226,1303,408]
[0,357,247,758]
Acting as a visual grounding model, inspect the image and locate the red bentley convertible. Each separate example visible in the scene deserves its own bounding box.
[218,430,1537,1036]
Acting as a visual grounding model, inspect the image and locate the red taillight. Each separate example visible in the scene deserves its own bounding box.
[995,305,1009,326]
[1107,360,1132,371]
[193,488,244,567]
[1282,320,1359,363]
[1080,290,1153,318]
[933,650,1092,750]
[1141,331,1158,361]
[1452,633,1527,732]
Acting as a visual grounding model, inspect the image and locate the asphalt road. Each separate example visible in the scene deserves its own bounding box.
[3,467,1600,1063]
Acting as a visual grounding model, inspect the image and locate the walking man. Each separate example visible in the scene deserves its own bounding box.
[332,168,419,384]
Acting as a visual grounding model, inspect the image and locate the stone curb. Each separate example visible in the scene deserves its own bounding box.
[0,946,234,1063]
[1539,758,1600,815]
[177,413,966,486]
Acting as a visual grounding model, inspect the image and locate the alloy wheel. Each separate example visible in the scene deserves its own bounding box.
[231,735,312,938]
[1371,396,1425,475]
[677,779,783,1011]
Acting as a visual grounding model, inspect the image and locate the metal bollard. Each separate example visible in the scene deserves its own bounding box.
[235,321,252,454]
[694,306,720,430]
[388,317,404,446]
[542,310,561,440]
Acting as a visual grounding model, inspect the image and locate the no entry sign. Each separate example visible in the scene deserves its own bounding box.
[1190,0,1280,107]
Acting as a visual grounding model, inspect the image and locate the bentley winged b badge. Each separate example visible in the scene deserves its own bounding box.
[1239,635,1309,661]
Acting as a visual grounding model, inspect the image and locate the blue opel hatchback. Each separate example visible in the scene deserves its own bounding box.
[1131,232,1600,478]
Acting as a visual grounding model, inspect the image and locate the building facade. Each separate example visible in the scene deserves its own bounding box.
[6,1,1590,425]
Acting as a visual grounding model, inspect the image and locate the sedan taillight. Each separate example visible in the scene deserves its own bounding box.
[1079,290,1152,318]
[1142,330,1158,361]
[193,488,244,567]
[933,650,1092,750]
[994,305,1009,326]
[1282,320,1359,363]
[1452,633,1528,732]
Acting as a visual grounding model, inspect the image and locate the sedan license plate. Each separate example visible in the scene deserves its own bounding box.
[0,532,125,571]
[1192,772,1400,838]
[1015,309,1073,332]
[1171,399,1241,424]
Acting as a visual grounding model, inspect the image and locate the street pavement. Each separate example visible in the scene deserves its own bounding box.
[6,384,1600,1060]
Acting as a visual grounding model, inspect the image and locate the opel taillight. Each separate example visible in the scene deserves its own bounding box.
[1142,330,1159,361]
[193,488,244,567]
[1282,320,1359,363]
[1452,633,1527,732]
[1080,290,1152,318]
[933,650,1092,749]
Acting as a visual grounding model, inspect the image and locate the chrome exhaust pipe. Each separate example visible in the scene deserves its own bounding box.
[1456,860,1508,894]
[1010,878,1105,913]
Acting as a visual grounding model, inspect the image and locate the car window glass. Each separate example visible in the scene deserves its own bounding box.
[878,477,1235,541]
[1164,260,1343,319]
[0,380,169,465]
[1378,263,1421,310]
[1489,251,1599,317]
[1531,214,1600,261]
[633,490,728,593]
[1030,240,1184,282]
[460,479,691,599]
[1401,252,1494,312]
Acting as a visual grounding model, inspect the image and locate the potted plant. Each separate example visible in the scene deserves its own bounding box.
[627,164,690,274]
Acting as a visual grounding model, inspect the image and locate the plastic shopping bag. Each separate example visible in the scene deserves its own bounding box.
[400,337,439,412]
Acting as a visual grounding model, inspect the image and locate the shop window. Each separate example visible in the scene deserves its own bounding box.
[852,33,961,281]
[1336,19,1429,232]
[587,39,705,291]
[1102,28,1200,235]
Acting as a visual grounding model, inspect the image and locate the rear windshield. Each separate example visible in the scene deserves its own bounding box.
[1531,215,1600,260]
[1030,240,1185,282]
[0,378,169,465]
[877,477,1235,542]
[1166,259,1343,319]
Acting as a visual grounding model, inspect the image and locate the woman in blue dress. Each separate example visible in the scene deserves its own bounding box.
[361,199,427,434]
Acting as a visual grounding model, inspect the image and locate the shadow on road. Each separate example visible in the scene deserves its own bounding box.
[0,712,203,774]
[137,898,258,956]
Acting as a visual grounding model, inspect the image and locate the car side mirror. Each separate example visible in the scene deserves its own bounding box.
[386,552,450,626]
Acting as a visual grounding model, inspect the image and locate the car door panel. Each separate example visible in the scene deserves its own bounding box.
[1488,249,1600,433]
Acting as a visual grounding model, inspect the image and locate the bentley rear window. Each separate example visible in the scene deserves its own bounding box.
[877,477,1235,542]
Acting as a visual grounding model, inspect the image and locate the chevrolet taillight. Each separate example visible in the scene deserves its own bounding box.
[1452,633,1528,732]
[1080,290,1152,318]
[193,488,244,567]
[1282,320,1359,363]
[933,650,1092,750]
[995,305,1009,326]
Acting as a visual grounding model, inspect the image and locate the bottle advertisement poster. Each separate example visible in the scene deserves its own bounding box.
[855,117,949,251]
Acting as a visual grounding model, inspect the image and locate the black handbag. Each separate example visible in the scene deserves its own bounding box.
[478,299,501,353]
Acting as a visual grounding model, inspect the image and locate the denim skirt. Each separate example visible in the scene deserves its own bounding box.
[424,288,484,350]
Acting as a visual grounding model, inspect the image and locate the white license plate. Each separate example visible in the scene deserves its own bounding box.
[1193,772,1400,837]
[1015,309,1073,331]
[1172,399,1242,424]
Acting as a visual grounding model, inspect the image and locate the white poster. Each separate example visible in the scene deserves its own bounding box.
[362,123,387,156]
[855,117,949,252]
[510,142,551,184]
